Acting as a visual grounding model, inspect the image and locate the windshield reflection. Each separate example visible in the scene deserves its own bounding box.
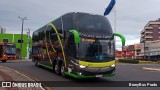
[77,38,115,62]
[5,45,16,55]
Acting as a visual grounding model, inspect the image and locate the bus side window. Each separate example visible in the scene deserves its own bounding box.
[42,46,46,55]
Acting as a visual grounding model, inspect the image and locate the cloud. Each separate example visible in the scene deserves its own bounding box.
[0,0,160,47]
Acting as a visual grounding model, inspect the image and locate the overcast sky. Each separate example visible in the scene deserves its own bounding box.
[0,0,160,50]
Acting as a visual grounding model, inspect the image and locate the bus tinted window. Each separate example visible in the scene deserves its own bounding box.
[62,13,73,31]
[75,13,113,36]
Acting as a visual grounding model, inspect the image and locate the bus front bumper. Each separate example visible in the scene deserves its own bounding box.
[64,67,115,78]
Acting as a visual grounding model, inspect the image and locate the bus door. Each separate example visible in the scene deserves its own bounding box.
[65,31,77,65]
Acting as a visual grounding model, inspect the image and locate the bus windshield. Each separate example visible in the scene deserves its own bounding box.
[75,13,113,37]
[77,38,115,62]
[5,45,16,55]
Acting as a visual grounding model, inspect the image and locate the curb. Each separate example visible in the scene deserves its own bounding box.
[9,59,32,62]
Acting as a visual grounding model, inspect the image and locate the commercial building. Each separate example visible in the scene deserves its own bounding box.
[144,40,160,60]
[0,27,6,34]
[119,19,160,60]
[0,33,32,58]
[116,50,122,59]
[140,18,160,43]
[122,44,142,59]
[140,18,160,61]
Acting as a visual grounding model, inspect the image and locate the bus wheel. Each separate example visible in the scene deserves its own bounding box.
[55,62,61,75]
[35,60,39,66]
[2,60,7,63]
[60,63,66,77]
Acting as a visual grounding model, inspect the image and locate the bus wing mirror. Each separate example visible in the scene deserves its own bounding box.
[114,33,126,46]
[69,30,80,44]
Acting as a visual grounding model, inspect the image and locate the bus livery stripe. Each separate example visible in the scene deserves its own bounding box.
[79,60,115,68]
[48,32,56,52]
[47,22,67,67]
[45,29,52,64]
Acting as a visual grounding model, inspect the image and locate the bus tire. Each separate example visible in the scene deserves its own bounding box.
[60,63,66,77]
[2,60,7,63]
[55,62,61,75]
[52,60,56,72]
[35,59,39,66]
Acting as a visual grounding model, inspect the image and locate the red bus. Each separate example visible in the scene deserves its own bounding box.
[0,42,16,62]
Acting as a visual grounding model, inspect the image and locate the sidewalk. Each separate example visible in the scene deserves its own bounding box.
[0,66,45,90]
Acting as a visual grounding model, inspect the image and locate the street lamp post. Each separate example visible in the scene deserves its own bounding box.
[27,28,30,46]
[27,28,31,59]
[18,17,28,60]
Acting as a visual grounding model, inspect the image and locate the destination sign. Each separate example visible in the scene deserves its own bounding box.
[79,32,112,39]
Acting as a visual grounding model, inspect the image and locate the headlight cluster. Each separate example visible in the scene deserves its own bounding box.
[111,64,115,67]
[79,65,86,68]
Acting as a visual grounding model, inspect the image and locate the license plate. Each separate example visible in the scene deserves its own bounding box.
[96,75,102,77]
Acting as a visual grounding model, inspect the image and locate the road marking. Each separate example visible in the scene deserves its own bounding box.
[118,64,157,65]
[142,67,160,71]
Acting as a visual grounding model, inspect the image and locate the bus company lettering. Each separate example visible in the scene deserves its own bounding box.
[79,33,111,38]
[79,33,94,38]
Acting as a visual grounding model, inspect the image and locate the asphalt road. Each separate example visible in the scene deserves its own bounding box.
[0,60,160,90]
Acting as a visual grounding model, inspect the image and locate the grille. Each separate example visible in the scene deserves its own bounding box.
[82,67,111,72]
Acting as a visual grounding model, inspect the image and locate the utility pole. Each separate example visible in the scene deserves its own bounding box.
[144,35,146,60]
[28,28,30,42]
[27,28,30,59]
[18,17,28,60]
[28,29,31,51]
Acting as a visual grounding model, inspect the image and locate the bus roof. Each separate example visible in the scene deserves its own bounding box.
[33,12,113,39]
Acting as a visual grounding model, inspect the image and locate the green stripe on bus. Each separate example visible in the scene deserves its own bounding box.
[39,64,53,70]
[64,72,114,78]
[64,72,94,78]
[69,30,80,44]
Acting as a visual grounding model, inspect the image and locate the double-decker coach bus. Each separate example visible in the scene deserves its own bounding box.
[0,42,16,62]
[32,12,125,78]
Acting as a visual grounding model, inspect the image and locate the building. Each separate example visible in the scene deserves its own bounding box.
[0,33,32,58]
[144,40,160,61]
[122,44,142,59]
[116,50,122,59]
[140,18,160,60]
[140,18,160,43]
[0,27,6,34]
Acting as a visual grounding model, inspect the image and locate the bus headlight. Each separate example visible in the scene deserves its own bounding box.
[77,72,83,76]
[79,65,86,68]
[111,64,115,67]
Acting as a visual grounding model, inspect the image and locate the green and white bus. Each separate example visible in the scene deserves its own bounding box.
[32,12,125,78]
